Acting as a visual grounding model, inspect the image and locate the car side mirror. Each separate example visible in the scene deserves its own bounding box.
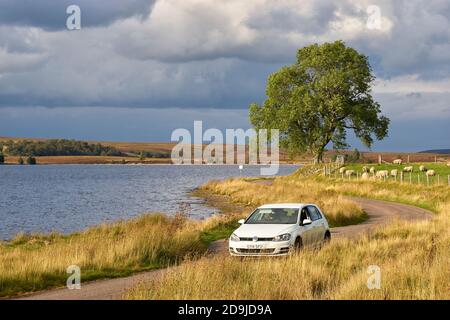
[238,219,245,224]
[302,218,312,226]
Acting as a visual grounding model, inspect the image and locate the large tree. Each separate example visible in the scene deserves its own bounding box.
[249,41,390,163]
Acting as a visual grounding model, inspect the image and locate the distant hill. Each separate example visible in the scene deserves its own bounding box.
[419,149,450,154]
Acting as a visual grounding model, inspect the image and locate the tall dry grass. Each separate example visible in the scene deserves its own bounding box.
[200,178,366,227]
[126,168,450,300]
[0,213,237,297]
[126,191,450,300]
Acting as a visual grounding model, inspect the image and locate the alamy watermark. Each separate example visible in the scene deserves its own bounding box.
[367,265,381,290]
[366,5,382,30]
[67,265,81,290]
[171,121,280,175]
[66,5,81,30]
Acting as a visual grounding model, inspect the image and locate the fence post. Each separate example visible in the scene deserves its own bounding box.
[400,171,403,184]
[437,175,440,185]
[418,174,420,185]
[426,175,429,186]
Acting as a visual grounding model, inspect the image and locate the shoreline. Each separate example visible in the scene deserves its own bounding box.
[1,161,302,166]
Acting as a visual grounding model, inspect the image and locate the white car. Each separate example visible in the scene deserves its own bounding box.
[229,203,331,256]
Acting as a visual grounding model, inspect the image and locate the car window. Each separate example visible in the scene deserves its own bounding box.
[246,208,299,224]
[307,206,322,221]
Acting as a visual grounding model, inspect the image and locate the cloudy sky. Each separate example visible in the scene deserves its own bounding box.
[0,0,449,151]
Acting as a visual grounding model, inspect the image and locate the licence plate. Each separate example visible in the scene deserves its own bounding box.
[247,244,264,249]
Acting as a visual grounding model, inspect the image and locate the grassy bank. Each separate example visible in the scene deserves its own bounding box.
[199,177,367,227]
[126,166,450,300]
[127,210,449,299]
[0,212,239,297]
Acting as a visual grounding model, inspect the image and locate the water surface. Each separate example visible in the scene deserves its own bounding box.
[0,164,298,239]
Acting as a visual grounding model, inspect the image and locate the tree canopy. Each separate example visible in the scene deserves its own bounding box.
[0,139,123,157]
[249,41,390,162]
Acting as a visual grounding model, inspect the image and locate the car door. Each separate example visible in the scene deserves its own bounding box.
[306,206,326,244]
[299,207,314,246]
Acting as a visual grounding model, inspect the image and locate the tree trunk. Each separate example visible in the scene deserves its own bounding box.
[313,149,324,164]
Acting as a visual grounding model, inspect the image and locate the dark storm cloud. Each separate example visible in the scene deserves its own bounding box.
[0,0,155,30]
[0,0,449,116]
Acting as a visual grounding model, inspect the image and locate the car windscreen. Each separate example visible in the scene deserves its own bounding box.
[246,208,299,224]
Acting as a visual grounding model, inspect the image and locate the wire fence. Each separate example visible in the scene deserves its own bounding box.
[321,163,450,187]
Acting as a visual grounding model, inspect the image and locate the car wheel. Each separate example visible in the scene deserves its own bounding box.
[323,231,331,244]
[294,237,303,251]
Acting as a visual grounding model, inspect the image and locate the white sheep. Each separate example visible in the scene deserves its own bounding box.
[369,167,376,174]
[419,165,427,172]
[345,170,355,176]
[403,166,414,172]
[361,172,370,180]
[447,162,450,167]
[390,169,398,177]
[362,166,369,173]
[426,170,435,176]
[339,167,347,174]
[376,170,389,178]
[393,159,403,164]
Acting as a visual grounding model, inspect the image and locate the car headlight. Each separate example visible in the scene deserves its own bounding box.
[273,233,291,242]
[230,233,240,242]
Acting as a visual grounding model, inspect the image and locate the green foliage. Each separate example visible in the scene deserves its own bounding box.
[200,220,240,244]
[249,41,390,162]
[26,155,36,165]
[139,150,171,159]
[0,139,123,157]
[18,157,24,165]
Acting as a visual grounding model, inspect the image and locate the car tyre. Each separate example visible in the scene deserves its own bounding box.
[294,237,303,252]
[323,231,331,244]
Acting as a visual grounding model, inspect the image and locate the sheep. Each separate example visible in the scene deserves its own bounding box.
[361,172,370,180]
[369,167,376,174]
[376,170,389,178]
[393,159,403,164]
[426,170,435,177]
[447,162,450,167]
[390,169,398,177]
[345,170,355,176]
[403,166,414,172]
[339,167,347,174]
[362,166,369,173]
[419,165,427,172]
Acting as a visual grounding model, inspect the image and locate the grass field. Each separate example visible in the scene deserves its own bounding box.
[126,165,450,300]
[0,212,239,297]
[199,177,367,227]
[2,136,447,164]
[337,162,450,187]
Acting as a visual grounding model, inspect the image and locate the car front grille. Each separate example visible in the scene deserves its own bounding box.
[238,237,274,242]
[235,248,276,254]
